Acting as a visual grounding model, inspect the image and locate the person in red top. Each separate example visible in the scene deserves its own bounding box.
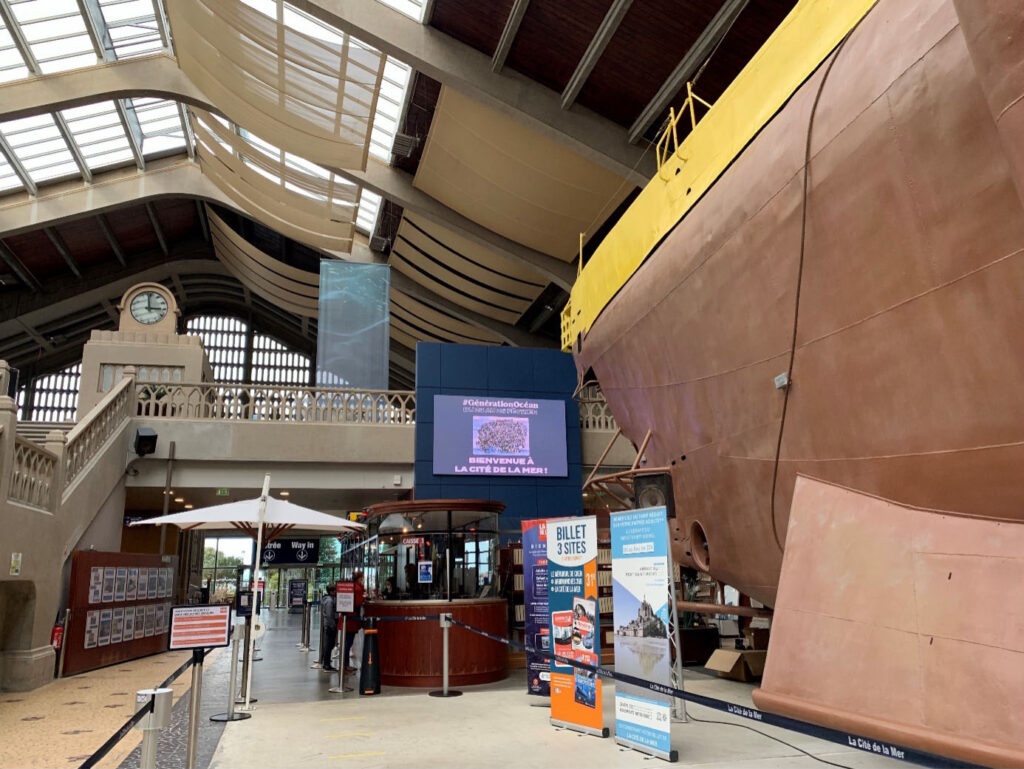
[338,571,364,673]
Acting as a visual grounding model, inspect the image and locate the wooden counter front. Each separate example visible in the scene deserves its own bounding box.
[365,599,508,687]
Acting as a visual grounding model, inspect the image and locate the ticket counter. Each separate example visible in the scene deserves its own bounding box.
[357,500,509,687]
[365,598,508,687]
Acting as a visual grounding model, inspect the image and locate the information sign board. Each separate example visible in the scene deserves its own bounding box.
[336,582,355,613]
[522,519,550,697]
[547,516,605,736]
[168,605,231,650]
[611,507,675,761]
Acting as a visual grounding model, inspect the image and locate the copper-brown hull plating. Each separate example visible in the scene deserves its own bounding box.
[576,0,1024,606]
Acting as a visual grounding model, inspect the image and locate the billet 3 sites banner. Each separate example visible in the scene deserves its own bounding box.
[547,516,604,736]
[611,506,674,759]
[522,519,550,696]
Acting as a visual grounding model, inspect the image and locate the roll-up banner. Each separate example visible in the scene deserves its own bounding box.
[521,519,550,697]
[610,506,677,761]
[547,516,606,737]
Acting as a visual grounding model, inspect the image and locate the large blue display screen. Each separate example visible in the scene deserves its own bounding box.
[432,395,567,477]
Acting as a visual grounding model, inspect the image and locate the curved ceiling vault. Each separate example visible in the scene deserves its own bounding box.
[0,0,794,388]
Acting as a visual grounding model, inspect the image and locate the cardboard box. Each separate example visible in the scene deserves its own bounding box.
[743,627,771,650]
[704,649,767,682]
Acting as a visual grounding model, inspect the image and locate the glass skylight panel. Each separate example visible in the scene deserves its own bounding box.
[374,0,425,22]
[9,0,96,74]
[0,151,21,192]
[59,100,135,170]
[281,5,346,45]
[132,98,185,155]
[355,188,382,235]
[368,57,410,162]
[99,0,164,59]
[0,112,78,183]
[0,21,29,82]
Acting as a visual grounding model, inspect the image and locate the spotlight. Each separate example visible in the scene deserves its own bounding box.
[184,504,194,510]
[280,491,290,497]
[174,497,184,503]
[133,428,157,457]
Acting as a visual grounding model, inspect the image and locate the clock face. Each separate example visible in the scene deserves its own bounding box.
[129,291,169,325]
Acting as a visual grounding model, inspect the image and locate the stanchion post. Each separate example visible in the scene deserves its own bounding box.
[185,648,205,769]
[135,688,172,769]
[328,616,347,695]
[311,610,323,669]
[429,613,462,698]
[211,633,251,722]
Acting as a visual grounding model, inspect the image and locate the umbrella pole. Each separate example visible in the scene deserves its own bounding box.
[243,474,270,710]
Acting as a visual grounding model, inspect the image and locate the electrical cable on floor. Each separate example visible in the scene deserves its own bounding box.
[685,712,853,769]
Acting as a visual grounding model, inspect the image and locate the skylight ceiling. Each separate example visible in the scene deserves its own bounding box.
[0,0,418,237]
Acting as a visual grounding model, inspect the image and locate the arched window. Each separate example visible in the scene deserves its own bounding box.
[186,315,311,385]
[17,363,82,422]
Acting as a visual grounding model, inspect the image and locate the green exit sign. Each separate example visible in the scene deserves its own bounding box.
[216,488,230,496]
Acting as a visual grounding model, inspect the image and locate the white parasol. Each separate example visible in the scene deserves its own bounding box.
[130,474,365,709]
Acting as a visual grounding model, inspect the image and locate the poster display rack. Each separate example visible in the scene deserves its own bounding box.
[63,550,176,676]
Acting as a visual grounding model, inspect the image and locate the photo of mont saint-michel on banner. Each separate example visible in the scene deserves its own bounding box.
[472,416,530,457]
[613,571,671,684]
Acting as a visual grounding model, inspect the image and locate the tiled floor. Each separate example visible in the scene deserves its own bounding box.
[0,648,210,769]
[4,611,907,769]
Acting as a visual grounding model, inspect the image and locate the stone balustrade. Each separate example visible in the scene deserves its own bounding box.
[9,436,57,510]
[134,382,417,425]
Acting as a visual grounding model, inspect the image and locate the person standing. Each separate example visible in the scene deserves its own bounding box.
[339,571,364,673]
[320,583,338,671]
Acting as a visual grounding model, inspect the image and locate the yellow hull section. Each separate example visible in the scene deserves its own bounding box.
[562,0,877,352]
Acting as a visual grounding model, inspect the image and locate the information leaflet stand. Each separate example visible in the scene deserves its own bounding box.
[168,605,232,769]
[546,516,608,738]
[609,507,679,762]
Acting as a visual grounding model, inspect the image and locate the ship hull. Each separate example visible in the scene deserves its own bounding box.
[576,0,1024,606]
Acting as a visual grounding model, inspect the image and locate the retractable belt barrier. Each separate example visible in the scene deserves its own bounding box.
[78,653,198,769]
[78,696,155,769]
[443,617,982,769]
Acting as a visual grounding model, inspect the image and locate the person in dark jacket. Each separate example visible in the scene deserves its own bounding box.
[320,584,338,671]
[339,572,364,673]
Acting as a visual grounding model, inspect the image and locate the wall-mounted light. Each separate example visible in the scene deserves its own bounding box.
[134,427,158,457]
[184,504,194,510]
[280,491,290,497]
[174,497,184,503]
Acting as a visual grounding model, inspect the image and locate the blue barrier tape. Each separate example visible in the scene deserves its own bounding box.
[447,618,982,769]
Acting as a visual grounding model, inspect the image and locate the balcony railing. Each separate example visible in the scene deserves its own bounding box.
[577,384,618,431]
[135,383,417,425]
[10,436,57,510]
[63,376,135,491]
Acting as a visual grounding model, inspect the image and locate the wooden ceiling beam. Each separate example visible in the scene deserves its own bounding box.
[97,214,127,266]
[561,0,633,110]
[491,0,530,73]
[145,202,169,256]
[0,239,41,292]
[628,0,749,143]
[43,227,83,279]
